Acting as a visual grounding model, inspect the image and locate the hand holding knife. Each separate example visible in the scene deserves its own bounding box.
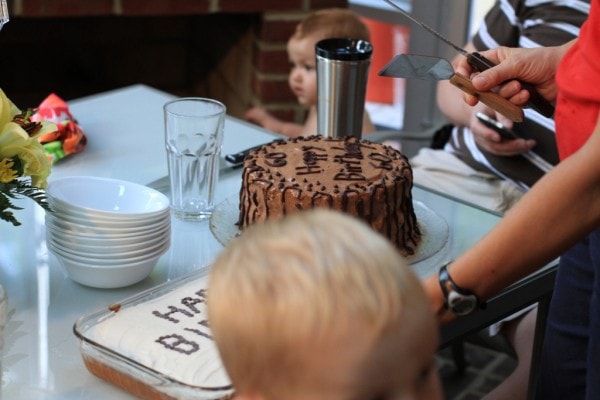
[383,0,554,118]
[379,54,525,122]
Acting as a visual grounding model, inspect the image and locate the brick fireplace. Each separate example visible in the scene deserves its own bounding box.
[2,0,348,122]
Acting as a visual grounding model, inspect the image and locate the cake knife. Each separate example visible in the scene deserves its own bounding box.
[379,54,524,122]
[224,139,287,167]
[224,144,265,166]
[382,0,554,118]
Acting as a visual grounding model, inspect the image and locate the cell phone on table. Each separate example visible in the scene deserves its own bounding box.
[476,112,519,140]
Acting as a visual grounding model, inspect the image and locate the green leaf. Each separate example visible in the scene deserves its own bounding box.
[0,178,52,226]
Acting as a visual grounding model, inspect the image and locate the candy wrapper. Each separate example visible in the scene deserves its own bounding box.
[31,93,87,164]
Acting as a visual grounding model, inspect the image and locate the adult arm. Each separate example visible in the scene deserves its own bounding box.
[424,111,600,323]
[245,106,304,138]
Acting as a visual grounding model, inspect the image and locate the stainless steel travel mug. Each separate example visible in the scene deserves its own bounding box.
[316,38,373,138]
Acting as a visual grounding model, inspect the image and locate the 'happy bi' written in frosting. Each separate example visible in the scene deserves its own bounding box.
[152,288,213,356]
[264,140,393,180]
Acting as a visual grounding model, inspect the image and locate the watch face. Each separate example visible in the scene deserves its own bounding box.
[448,292,477,316]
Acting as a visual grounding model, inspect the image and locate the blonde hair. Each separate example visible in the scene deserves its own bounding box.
[207,209,427,397]
[292,8,371,43]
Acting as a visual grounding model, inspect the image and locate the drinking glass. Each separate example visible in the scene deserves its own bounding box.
[164,98,226,220]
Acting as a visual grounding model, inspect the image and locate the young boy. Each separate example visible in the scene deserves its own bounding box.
[207,209,442,400]
[244,8,375,138]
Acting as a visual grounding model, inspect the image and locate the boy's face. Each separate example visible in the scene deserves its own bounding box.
[284,304,443,400]
[287,35,319,107]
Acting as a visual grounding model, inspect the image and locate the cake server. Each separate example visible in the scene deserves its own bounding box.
[379,53,524,123]
[382,0,554,118]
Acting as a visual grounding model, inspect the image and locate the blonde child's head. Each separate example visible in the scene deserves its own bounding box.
[292,8,371,43]
[208,209,442,400]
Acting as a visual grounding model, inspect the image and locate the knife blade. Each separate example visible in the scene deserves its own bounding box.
[224,143,267,166]
[379,54,524,122]
[382,0,554,118]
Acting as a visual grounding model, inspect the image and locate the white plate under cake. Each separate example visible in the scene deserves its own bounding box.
[210,195,449,278]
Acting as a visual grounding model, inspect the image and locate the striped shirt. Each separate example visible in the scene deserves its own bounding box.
[445,0,590,190]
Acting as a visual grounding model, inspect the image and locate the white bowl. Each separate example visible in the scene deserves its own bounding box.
[48,197,170,223]
[45,214,170,240]
[47,231,169,254]
[45,220,171,246]
[47,238,170,265]
[46,225,170,248]
[47,176,170,218]
[45,213,170,236]
[53,209,170,229]
[51,253,162,288]
[47,234,170,260]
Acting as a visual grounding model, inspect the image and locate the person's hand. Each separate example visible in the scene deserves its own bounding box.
[244,106,273,128]
[244,106,302,137]
[469,107,536,156]
[455,44,571,108]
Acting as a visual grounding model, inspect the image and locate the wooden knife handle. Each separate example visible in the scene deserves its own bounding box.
[450,73,524,123]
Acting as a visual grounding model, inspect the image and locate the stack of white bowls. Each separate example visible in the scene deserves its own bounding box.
[45,176,171,288]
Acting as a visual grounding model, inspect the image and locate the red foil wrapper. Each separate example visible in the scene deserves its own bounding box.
[32,93,87,164]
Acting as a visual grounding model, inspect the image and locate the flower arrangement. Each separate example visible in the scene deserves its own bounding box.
[0,89,56,226]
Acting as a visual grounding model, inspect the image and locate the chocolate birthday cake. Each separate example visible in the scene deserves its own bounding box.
[238,135,421,256]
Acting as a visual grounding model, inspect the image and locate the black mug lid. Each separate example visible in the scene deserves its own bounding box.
[315,38,373,61]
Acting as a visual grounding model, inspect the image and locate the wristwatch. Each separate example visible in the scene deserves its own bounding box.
[439,264,485,316]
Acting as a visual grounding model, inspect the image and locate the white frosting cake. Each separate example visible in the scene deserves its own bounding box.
[85,275,230,389]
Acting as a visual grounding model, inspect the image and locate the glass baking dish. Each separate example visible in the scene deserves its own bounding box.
[73,268,234,400]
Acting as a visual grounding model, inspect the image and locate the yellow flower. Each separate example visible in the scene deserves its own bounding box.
[32,119,56,139]
[0,88,21,127]
[0,157,17,183]
[0,121,51,188]
[1,88,56,226]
